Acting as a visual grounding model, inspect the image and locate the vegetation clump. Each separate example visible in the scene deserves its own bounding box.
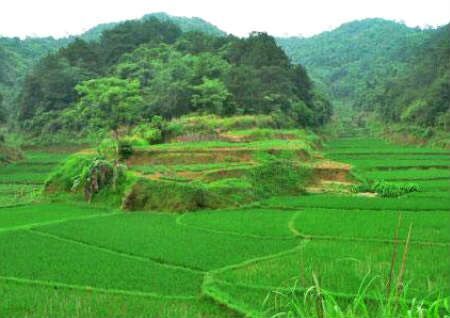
[45,154,127,204]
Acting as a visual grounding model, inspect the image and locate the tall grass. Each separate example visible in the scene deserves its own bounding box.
[266,275,448,318]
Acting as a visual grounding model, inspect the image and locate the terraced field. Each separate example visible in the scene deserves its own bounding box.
[0,150,71,207]
[0,137,449,317]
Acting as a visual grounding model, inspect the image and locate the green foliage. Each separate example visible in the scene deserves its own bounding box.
[44,154,97,192]
[0,92,5,123]
[45,154,127,204]
[264,194,450,211]
[191,78,232,115]
[122,179,207,212]
[0,230,202,296]
[0,282,235,318]
[278,19,449,129]
[248,160,312,197]
[371,180,420,198]
[15,22,330,139]
[292,209,449,242]
[72,77,143,131]
[97,138,118,159]
[38,213,298,271]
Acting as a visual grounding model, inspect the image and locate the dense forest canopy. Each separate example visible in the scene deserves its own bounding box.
[2,14,448,142]
[0,12,225,117]
[277,18,450,129]
[15,17,330,138]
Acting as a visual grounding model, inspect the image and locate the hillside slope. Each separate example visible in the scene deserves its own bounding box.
[277,19,449,129]
[0,13,225,114]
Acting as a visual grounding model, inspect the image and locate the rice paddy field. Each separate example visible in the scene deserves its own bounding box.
[0,137,449,317]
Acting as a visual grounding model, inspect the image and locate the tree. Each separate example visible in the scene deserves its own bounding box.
[73,77,143,134]
[0,93,5,123]
[191,78,232,114]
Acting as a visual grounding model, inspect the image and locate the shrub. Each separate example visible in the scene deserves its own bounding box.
[97,138,118,159]
[118,140,133,159]
[131,124,163,145]
[45,154,127,203]
[45,154,96,192]
[372,180,420,198]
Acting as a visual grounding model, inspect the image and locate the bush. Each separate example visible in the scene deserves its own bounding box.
[118,140,133,159]
[45,154,97,192]
[45,154,127,203]
[97,138,118,159]
[372,180,420,198]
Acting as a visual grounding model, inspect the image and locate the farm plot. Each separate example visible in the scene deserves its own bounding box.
[0,281,237,318]
[0,204,110,231]
[0,150,71,207]
[35,213,299,271]
[362,168,450,181]
[1,135,448,317]
[178,208,296,238]
[325,138,450,155]
[335,159,450,170]
[0,230,202,297]
[291,209,450,243]
[209,240,449,314]
[263,194,450,211]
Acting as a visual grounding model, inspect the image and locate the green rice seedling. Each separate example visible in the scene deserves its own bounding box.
[216,241,449,301]
[0,203,110,230]
[178,208,297,238]
[327,146,449,155]
[205,269,449,317]
[329,153,450,161]
[362,169,450,181]
[0,230,202,297]
[390,179,449,191]
[263,194,450,211]
[25,151,71,164]
[337,159,450,170]
[0,281,237,318]
[406,191,450,199]
[0,184,37,194]
[290,209,450,243]
[36,213,299,271]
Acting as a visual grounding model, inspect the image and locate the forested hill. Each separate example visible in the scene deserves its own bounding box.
[277,18,450,129]
[81,12,225,42]
[0,37,71,107]
[0,12,225,116]
[14,17,330,140]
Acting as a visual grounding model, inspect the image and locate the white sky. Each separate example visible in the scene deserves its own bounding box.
[1,0,449,39]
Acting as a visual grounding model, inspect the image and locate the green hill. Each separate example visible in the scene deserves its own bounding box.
[0,13,225,117]
[277,18,449,129]
[16,17,330,142]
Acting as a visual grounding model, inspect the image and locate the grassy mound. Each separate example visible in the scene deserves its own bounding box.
[122,160,313,212]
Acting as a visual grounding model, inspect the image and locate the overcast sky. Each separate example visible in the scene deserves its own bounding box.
[1,0,449,39]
